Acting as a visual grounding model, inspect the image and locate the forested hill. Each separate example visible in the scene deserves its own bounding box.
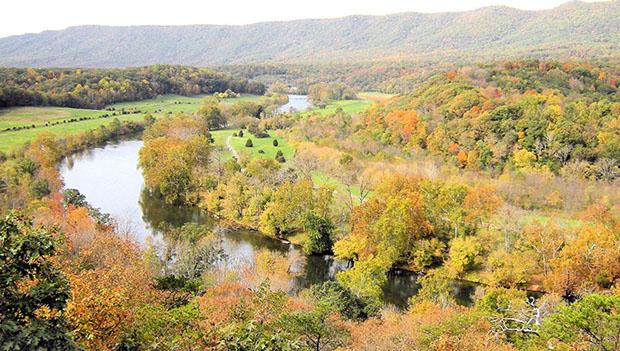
[1,1,619,67]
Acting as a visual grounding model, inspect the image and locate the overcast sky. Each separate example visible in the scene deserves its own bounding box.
[0,0,605,38]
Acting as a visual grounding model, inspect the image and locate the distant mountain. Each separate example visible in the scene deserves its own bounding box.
[0,1,619,67]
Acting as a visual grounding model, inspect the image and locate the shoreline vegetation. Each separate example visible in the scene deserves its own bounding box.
[1,59,619,351]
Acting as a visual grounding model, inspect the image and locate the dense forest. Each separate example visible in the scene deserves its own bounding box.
[1,56,619,351]
[1,1,619,67]
[0,65,265,109]
[359,61,620,178]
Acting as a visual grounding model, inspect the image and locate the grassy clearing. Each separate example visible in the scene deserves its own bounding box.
[299,99,373,117]
[209,130,361,204]
[299,92,394,117]
[209,129,294,164]
[209,129,236,161]
[311,172,342,188]
[311,171,365,204]
[521,214,584,229]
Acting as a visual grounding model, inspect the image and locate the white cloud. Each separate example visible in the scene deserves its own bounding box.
[0,0,606,38]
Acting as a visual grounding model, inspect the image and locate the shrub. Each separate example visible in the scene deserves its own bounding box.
[275,150,286,163]
[238,130,244,137]
[308,281,372,320]
[29,179,50,199]
[273,139,279,147]
[254,130,270,138]
[245,138,253,147]
[258,149,265,154]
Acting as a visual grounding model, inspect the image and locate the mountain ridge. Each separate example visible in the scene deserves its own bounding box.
[0,0,618,67]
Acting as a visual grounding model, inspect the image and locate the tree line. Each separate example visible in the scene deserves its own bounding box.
[0,65,265,109]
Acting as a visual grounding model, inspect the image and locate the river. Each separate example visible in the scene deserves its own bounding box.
[277,94,313,113]
[59,96,474,308]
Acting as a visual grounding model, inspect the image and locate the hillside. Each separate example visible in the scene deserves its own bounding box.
[0,1,619,67]
[359,60,620,178]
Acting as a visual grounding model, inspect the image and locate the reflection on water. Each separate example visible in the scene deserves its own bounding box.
[139,189,211,234]
[277,95,312,113]
[60,139,473,308]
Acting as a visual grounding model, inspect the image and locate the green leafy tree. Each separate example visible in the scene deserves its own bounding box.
[29,178,50,199]
[308,281,370,320]
[335,257,388,314]
[445,236,482,277]
[61,188,87,207]
[0,213,76,350]
[246,138,254,147]
[303,213,334,255]
[259,180,315,238]
[120,302,208,351]
[220,320,300,351]
[541,294,620,351]
[198,96,226,130]
[279,300,349,351]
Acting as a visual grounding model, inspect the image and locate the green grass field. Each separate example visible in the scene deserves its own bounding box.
[109,94,265,115]
[317,99,374,115]
[0,114,143,151]
[210,129,294,163]
[0,94,264,151]
[299,92,394,117]
[0,107,105,130]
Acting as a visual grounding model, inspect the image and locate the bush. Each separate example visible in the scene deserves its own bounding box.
[238,130,244,137]
[120,302,207,350]
[275,150,286,163]
[245,138,253,147]
[308,281,373,320]
[273,139,279,147]
[254,130,270,138]
[29,179,50,199]
[258,149,265,154]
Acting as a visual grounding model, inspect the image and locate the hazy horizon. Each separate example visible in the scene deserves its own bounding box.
[0,0,607,38]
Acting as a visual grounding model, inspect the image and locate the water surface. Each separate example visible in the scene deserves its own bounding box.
[277,95,312,113]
